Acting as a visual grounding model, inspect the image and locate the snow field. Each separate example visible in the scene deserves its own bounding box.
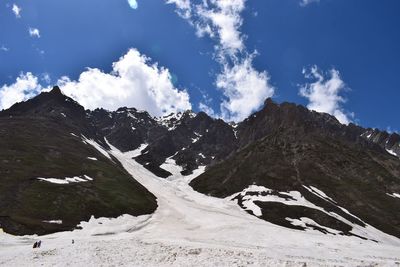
[1,141,400,266]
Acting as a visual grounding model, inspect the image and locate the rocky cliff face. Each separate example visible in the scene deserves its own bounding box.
[88,105,238,177]
[361,128,400,158]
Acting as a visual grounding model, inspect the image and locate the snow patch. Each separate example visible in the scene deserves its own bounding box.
[84,175,93,181]
[303,185,337,204]
[233,185,322,217]
[113,142,148,159]
[160,157,184,180]
[157,112,183,131]
[386,148,398,157]
[127,112,137,120]
[233,129,238,139]
[42,220,63,225]
[87,157,98,161]
[231,185,399,243]
[82,136,112,160]
[37,175,93,184]
[286,217,341,235]
[387,193,400,199]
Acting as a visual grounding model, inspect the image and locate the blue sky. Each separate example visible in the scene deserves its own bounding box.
[0,0,399,130]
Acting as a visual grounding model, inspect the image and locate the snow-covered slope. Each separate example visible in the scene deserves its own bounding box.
[1,144,399,266]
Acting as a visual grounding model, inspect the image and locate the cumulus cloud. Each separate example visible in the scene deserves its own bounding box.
[166,0,274,122]
[127,0,138,9]
[29,28,41,38]
[0,49,191,116]
[217,55,273,122]
[12,4,21,18]
[299,66,353,124]
[0,72,42,110]
[57,48,191,116]
[299,0,320,7]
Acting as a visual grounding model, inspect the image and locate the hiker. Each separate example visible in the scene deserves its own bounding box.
[33,242,37,249]
[72,239,74,244]
[37,240,41,248]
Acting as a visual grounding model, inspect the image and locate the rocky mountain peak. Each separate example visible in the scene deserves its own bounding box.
[49,85,62,95]
[263,97,276,107]
[0,86,85,119]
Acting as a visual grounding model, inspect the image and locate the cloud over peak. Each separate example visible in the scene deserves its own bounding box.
[299,66,354,124]
[0,49,191,116]
[217,54,274,122]
[0,72,42,111]
[58,49,191,116]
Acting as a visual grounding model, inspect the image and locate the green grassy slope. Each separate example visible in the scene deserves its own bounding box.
[0,117,157,235]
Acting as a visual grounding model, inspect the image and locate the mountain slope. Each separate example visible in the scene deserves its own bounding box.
[1,88,399,242]
[1,144,399,266]
[0,87,157,235]
[89,107,237,177]
[190,99,400,239]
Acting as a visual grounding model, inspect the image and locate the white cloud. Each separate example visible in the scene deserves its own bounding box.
[12,4,21,18]
[166,0,191,18]
[0,49,191,116]
[127,0,138,9]
[299,66,353,125]
[195,0,245,56]
[166,0,191,10]
[299,0,320,7]
[57,48,191,116]
[167,0,274,122]
[217,55,274,122]
[0,45,9,52]
[0,72,42,110]
[29,28,41,38]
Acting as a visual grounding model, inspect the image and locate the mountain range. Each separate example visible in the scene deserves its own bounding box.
[0,86,399,239]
